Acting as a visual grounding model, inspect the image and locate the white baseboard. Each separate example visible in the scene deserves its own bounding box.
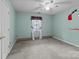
[7,40,16,58]
[8,40,16,53]
[52,35,79,48]
[16,36,52,41]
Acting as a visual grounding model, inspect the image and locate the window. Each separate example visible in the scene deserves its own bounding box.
[31,16,42,31]
[32,20,42,31]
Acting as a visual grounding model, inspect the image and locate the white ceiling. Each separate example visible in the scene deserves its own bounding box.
[11,0,79,15]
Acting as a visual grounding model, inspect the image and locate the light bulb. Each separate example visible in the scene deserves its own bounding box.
[45,7,50,11]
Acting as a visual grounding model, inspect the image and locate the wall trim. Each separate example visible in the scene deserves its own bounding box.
[16,36,52,42]
[52,35,79,48]
[7,39,16,58]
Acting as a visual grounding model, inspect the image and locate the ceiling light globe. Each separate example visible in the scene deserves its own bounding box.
[45,7,50,11]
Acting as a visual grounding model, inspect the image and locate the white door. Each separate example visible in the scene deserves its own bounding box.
[0,1,2,58]
[0,38,1,59]
[1,0,10,59]
[0,0,2,59]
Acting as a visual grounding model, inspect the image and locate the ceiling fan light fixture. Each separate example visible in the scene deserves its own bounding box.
[45,6,50,11]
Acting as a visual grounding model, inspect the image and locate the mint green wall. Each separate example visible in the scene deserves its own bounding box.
[16,12,52,38]
[5,0,16,45]
[52,7,79,46]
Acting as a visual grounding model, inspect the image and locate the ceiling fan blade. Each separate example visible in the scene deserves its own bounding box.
[32,0,42,2]
[31,2,44,11]
[31,6,43,12]
[34,7,41,10]
[54,1,71,4]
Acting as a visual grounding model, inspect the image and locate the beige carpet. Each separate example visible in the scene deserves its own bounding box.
[7,38,79,59]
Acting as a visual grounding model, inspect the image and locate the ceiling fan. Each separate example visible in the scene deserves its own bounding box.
[32,0,71,12]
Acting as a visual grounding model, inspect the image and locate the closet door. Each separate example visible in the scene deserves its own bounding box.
[0,25,1,59]
[1,0,10,59]
[0,0,2,59]
[0,30,1,59]
[0,7,1,59]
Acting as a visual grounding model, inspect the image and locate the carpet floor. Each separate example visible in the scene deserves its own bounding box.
[7,38,79,59]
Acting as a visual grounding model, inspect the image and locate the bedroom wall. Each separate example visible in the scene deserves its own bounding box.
[5,0,16,51]
[16,12,53,39]
[52,7,79,47]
